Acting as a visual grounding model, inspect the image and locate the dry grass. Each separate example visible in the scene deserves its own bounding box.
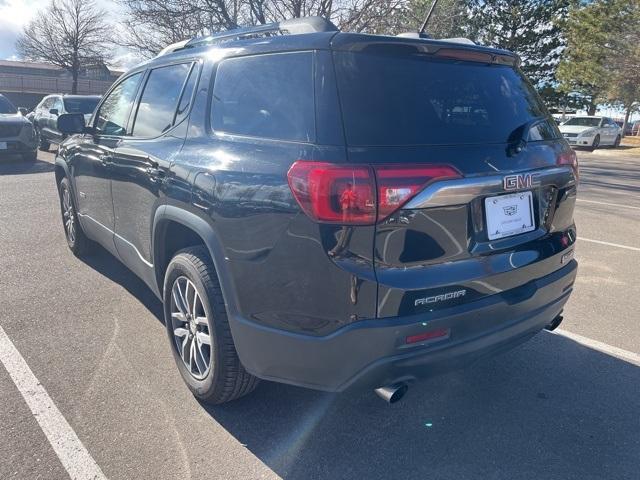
[618,135,640,156]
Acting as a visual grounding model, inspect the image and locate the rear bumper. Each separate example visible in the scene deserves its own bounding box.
[230,260,577,392]
[0,139,37,156]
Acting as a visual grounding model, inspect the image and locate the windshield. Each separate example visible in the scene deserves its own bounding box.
[563,117,601,127]
[0,96,17,114]
[63,97,100,114]
[333,51,550,146]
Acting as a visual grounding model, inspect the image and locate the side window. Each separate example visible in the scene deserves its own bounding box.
[132,63,193,138]
[52,97,63,113]
[95,73,142,136]
[211,52,315,142]
[41,98,52,111]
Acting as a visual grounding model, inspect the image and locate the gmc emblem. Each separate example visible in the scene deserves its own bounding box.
[503,173,534,191]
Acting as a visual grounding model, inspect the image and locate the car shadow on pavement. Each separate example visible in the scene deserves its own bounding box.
[204,333,639,480]
[0,158,55,175]
[80,247,164,322]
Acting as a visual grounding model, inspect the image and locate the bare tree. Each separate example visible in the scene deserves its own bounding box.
[16,0,111,94]
[118,0,408,57]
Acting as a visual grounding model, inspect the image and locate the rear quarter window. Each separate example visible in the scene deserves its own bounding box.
[334,51,552,146]
[211,52,315,142]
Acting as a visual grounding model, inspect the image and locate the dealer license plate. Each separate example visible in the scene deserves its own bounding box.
[485,191,535,240]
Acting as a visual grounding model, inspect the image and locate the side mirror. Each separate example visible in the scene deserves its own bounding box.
[49,108,59,116]
[18,107,29,116]
[57,113,86,135]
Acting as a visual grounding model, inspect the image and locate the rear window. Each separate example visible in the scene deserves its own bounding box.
[564,117,601,127]
[64,97,99,114]
[211,52,315,142]
[334,51,551,146]
[0,96,17,114]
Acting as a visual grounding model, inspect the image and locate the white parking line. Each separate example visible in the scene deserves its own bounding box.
[0,325,106,480]
[551,329,640,366]
[576,198,640,210]
[579,237,640,252]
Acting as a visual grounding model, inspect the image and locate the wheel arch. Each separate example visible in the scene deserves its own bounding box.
[152,206,239,315]
[54,157,69,186]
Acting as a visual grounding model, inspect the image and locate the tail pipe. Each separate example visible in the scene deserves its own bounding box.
[545,314,564,331]
[374,382,409,404]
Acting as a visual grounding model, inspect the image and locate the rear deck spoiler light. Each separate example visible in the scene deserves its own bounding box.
[287,161,461,225]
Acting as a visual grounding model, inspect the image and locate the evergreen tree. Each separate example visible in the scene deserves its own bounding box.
[558,0,640,119]
[465,0,573,105]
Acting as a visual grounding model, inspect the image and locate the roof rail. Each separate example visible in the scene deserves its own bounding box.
[158,17,338,56]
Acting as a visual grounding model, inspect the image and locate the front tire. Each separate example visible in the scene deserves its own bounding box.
[58,177,91,256]
[38,131,50,151]
[163,246,258,404]
[588,134,600,152]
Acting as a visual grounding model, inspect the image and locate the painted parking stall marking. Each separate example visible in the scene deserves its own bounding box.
[0,325,107,480]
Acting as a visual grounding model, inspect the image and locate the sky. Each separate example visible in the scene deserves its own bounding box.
[0,0,140,68]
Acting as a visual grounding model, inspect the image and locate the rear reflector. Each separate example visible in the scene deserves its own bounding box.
[287,161,461,225]
[406,328,450,344]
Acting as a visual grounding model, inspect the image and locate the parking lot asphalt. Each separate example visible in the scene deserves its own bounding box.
[0,148,638,480]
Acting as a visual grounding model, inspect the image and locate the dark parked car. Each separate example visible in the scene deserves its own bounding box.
[615,120,633,136]
[32,94,100,151]
[54,17,578,404]
[0,94,38,161]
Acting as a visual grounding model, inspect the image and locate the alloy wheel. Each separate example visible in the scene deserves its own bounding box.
[62,186,76,244]
[170,276,212,380]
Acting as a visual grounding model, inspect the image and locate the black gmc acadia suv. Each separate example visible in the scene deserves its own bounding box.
[54,17,578,404]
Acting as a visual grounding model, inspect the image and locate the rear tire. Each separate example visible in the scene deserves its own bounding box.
[613,135,621,148]
[58,177,91,256]
[22,151,37,162]
[163,246,259,404]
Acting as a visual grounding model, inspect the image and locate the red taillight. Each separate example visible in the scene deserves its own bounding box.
[434,48,493,63]
[375,165,461,221]
[557,149,579,182]
[287,161,461,225]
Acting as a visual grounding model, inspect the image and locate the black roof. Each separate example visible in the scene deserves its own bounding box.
[131,25,519,73]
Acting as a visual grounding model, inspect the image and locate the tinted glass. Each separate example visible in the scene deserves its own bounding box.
[52,97,63,112]
[0,96,17,114]
[132,63,192,138]
[528,119,561,141]
[334,51,548,146]
[96,73,142,136]
[64,97,100,114]
[175,64,199,126]
[211,52,315,142]
[564,117,601,127]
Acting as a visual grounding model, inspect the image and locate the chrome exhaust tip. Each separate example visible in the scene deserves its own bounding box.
[374,382,409,404]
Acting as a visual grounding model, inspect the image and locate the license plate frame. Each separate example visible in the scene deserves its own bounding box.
[484,191,535,240]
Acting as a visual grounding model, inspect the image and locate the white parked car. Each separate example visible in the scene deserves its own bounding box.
[559,116,622,151]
